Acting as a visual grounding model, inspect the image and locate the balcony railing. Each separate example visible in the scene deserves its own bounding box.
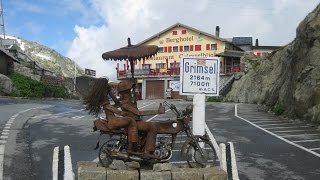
[118,66,240,79]
[117,68,181,78]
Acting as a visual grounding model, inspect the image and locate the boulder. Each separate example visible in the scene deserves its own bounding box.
[0,73,13,95]
[226,4,320,123]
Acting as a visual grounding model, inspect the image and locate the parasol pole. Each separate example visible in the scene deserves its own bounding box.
[127,37,137,105]
[129,57,137,105]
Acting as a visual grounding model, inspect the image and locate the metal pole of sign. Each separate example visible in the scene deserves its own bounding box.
[73,62,76,93]
[193,93,206,136]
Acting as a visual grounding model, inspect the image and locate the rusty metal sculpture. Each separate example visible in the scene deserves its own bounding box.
[102,37,159,104]
[96,99,217,168]
[83,78,138,153]
[87,80,217,167]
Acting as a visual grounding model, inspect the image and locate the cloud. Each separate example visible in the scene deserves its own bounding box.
[10,1,45,13]
[66,0,320,80]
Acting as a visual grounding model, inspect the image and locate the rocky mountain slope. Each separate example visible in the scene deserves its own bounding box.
[8,36,84,78]
[225,4,320,123]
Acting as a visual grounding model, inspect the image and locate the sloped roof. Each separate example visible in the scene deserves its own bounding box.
[216,50,244,58]
[232,37,253,46]
[0,46,19,62]
[251,45,282,50]
[136,22,228,45]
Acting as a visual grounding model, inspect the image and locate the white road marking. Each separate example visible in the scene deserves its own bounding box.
[235,104,320,158]
[64,145,74,180]
[71,116,85,119]
[0,136,8,140]
[52,146,59,180]
[293,139,320,143]
[139,102,156,109]
[310,148,320,151]
[0,154,3,180]
[252,120,282,123]
[274,129,316,133]
[259,123,301,127]
[32,108,84,119]
[0,105,52,180]
[205,124,220,161]
[249,118,279,120]
[0,145,4,155]
[146,109,171,122]
[264,126,309,130]
[280,134,320,138]
[0,133,8,136]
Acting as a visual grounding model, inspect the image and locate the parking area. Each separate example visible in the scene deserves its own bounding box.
[236,104,320,157]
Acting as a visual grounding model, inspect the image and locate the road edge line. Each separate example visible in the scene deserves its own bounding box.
[204,123,220,161]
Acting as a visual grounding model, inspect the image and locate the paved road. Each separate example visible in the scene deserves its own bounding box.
[207,103,320,180]
[1,98,320,179]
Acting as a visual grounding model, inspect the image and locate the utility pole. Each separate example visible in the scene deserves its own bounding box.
[0,0,6,47]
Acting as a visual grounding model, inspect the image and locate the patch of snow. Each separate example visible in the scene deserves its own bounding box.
[34,53,52,61]
[3,35,26,51]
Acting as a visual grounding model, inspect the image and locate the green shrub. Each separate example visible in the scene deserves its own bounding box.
[9,72,69,98]
[273,104,285,115]
[207,96,223,102]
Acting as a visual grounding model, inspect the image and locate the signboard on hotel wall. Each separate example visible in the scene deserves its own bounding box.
[169,81,180,91]
[180,57,220,96]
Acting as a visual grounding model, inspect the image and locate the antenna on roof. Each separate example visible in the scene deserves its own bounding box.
[0,0,6,47]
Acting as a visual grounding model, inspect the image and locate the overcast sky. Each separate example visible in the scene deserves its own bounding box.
[4,0,320,79]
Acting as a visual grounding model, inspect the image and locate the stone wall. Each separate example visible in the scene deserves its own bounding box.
[77,161,226,180]
[13,61,41,81]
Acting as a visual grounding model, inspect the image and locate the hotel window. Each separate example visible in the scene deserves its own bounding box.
[173,46,178,52]
[182,30,187,34]
[168,46,172,53]
[190,45,193,51]
[211,43,217,50]
[158,47,164,53]
[142,64,151,69]
[206,44,218,50]
[195,45,201,51]
[172,31,177,35]
[156,63,166,69]
[184,45,190,52]
[179,46,183,52]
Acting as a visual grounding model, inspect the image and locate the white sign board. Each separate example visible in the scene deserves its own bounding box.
[180,57,220,96]
[169,81,180,91]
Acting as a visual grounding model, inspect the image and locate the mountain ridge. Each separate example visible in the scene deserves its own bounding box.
[6,35,84,78]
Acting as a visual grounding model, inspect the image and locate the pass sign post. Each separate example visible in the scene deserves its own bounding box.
[180,56,220,137]
[180,57,220,96]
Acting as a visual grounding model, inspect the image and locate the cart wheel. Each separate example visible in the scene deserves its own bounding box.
[186,138,217,168]
[98,139,119,167]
